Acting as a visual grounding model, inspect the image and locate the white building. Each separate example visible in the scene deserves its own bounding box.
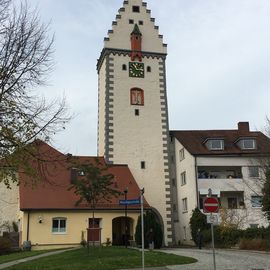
[170,122,270,245]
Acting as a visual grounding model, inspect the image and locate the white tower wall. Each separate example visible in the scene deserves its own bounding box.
[97,0,173,245]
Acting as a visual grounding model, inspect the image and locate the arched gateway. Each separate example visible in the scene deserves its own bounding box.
[112,217,134,246]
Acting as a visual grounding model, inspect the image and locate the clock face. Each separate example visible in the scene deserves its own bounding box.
[129,62,144,78]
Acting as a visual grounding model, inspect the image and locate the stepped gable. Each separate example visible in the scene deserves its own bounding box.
[103,0,167,54]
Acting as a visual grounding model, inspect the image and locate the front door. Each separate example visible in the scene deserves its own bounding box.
[87,218,101,243]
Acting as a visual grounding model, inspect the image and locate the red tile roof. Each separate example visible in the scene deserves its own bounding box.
[19,141,148,210]
[171,124,270,156]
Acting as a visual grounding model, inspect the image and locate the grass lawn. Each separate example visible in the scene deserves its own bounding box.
[0,250,52,264]
[5,246,197,270]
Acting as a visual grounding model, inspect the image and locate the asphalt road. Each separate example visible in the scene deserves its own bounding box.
[162,248,270,270]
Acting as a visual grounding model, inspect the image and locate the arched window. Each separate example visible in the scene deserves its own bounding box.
[130,88,144,106]
[122,64,127,70]
[147,66,151,72]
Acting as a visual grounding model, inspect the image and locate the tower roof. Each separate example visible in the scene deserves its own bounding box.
[131,23,142,35]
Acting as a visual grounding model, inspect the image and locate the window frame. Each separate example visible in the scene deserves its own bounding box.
[179,148,185,161]
[181,171,186,186]
[135,109,139,116]
[237,138,257,150]
[227,197,238,209]
[141,161,145,169]
[241,139,256,150]
[251,195,262,208]
[208,139,224,150]
[182,198,188,212]
[248,166,259,178]
[52,218,67,234]
[132,6,140,13]
[130,88,144,106]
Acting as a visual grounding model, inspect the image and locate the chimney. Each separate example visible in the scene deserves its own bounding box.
[238,122,250,132]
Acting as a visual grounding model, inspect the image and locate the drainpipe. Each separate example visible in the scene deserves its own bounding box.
[27,211,30,241]
[194,156,200,207]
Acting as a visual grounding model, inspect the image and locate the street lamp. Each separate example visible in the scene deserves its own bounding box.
[124,187,128,248]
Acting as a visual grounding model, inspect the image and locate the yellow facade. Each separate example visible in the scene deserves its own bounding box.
[21,210,140,250]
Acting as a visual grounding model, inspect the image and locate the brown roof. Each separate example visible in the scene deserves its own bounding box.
[19,141,148,210]
[171,122,270,156]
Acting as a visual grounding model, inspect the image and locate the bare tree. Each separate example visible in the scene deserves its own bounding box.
[0,1,70,187]
[261,116,270,220]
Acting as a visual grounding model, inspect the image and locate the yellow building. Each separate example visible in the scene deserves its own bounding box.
[19,141,148,250]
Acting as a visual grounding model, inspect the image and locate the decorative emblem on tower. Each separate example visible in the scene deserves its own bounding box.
[130,24,142,61]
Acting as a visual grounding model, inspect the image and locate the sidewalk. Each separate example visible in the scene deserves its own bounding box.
[0,248,75,270]
[120,266,169,270]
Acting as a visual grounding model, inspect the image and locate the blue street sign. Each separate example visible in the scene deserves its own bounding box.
[119,199,140,205]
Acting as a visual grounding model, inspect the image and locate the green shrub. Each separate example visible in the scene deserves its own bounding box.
[201,226,243,247]
[218,227,243,247]
[189,208,210,245]
[135,210,163,249]
[0,236,12,255]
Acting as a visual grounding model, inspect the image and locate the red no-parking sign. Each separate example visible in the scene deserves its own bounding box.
[203,197,219,213]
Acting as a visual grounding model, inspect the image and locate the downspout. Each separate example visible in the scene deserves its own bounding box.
[194,156,200,207]
[27,211,30,241]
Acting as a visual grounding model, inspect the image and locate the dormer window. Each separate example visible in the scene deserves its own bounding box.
[206,139,224,150]
[239,139,256,150]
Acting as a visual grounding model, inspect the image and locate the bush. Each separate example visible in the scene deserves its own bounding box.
[242,227,270,239]
[0,236,12,255]
[239,238,270,251]
[218,227,243,247]
[201,226,243,247]
[189,208,210,245]
[135,210,163,249]
[202,226,270,249]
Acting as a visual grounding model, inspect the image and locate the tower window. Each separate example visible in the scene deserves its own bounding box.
[132,6,140,13]
[139,20,143,25]
[130,88,144,106]
[129,19,134,24]
[147,66,151,72]
[122,64,127,70]
[135,109,139,116]
[141,161,145,169]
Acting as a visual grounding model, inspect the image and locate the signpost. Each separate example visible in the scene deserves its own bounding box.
[140,188,145,270]
[119,196,140,248]
[119,190,144,270]
[203,194,219,270]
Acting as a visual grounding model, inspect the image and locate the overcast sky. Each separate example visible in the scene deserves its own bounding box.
[28,0,270,156]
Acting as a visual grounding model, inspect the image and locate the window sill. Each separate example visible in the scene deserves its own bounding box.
[182,211,188,214]
[52,232,67,235]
